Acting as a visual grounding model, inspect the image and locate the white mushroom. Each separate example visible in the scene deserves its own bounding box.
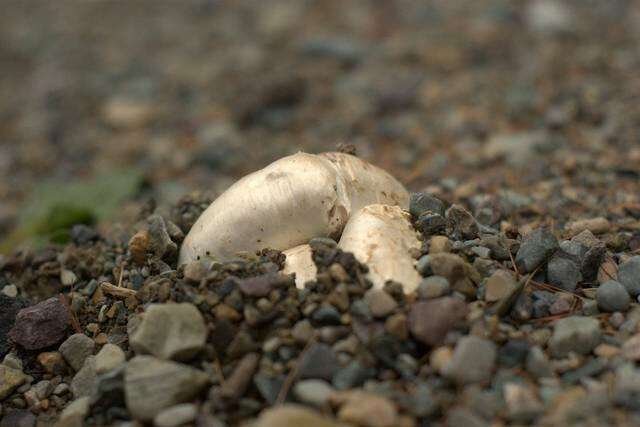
[338,204,422,292]
[282,244,317,289]
[179,152,408,265]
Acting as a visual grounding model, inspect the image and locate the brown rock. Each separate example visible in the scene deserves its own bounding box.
[364,289,398,318]
[565,217,610,237]
[37,352,68,375]
[333,391,398,427]
[429,236,452,254]
[9,297,70,350]
[408,297,468,346]
[220,353,259,399]
[429,253,479,297]
[485,270,518,302]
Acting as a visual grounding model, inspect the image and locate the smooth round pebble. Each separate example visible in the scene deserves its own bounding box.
[596,280,630,313]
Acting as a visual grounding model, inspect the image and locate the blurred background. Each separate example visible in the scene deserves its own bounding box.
[1,0,639,251]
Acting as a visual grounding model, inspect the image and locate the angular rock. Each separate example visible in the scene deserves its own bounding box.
[408,297,468,346]
[547,255,581,292]
[409,193,445,217]
[124,356,209,421]
[548,316,601,357]
[515,228,559,273]
[428,253,479,297]
[446,204,479,240]
[59,334,95,371]
[444,336,496,384]
[130,303,207,361]
[9,297,70,350]
[70,356,98,399]
[0,364,26,400]
[298,344,339,381]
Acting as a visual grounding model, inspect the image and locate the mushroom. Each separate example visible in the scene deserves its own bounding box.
[179,152,408,265]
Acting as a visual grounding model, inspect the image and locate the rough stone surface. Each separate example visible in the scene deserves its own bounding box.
[548,316,601,357]
[515,228,559,273]
[596,280,631,312]
[70,356,98,399]
[95,343,126,374]
[0,365,26,400]
[408,297,468,346]
[125,356,209,421]
[618,256,640,297]
[8,297,70,350]
[547,255,582,292]
[0,295,28,358]
[409,192,445,217]
[59,334,95,371]
[130,303,207,361]
[444,336,497,384]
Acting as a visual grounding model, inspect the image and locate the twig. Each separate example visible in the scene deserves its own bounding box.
[59,293,82,334]
[117,263,125,287]
[275,337,317,405]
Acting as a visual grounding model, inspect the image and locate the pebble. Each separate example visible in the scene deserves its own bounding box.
[504,382,544,422]
[220,353,259,399]
[484,270,517,302]
[618,256,640,297]
[515,227,559,273]
[547,255,582,292]
[183,261,208,283]
[237,273,281,297]
[429,236,452,254]
[408,297,468,346]
[622,334,640,361]
[565,217,610,237]
[2,353,22,371]
[37,352,67,375]
[9,297,70,350]
[95,343,126,374]
[334,391,398,427]
[0,294,27,357]
[153,403,198,427]
[417,276,450,299]
[70,356,97,398]
[0,410,36,427]
[291,320,315,344]
[59,333,95,371]
[60,269,78,287]
[596,280,630,312]
[130,303,207,361]
[124,356,210,421]
[293,379,334,407]
[251,404,341,427]
[0,365,26,400]
[409,192,445,217]
[1,285,17,298]
[428,253,478,297]
[332,360,373,390]
[298,344,339,381]
[58,396,90,425]
[385,313,408,340]
[364,289,397,318]
[548,316,601,357]
[444,336,497,384]
[526,346,554,378]
[311,305,342,326]
[446,204,479,240]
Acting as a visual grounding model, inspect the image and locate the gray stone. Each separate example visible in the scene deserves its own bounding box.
[298,344,339,381]
[597,280,631,312]
[0,364,26,400]
[332,361,373,390]
[417,276,450,299]
[408,297,468,346]
[293,380,334,407]
[409,193,445,217]
[124,356,210,421]
[58,396,91,425]
[59,334,95,371]
[515,228,559,273]
[618,256,640,297]
[547,255,581,292]
[444,336,496,384]
[526,346,554,378]
[70,356,98,399]
[548,316,601,357]
[153,403,198,427]
[95,344,126,374]
[130,303,207,361]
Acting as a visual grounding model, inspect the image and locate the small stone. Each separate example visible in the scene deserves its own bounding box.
[447,407,488,427]
[334,391,398,427]
[444,336,496,384]
[293,380,334,407]
[408,297,468,346]
[417,276,450,299]
[291,320,315,344]
[415,213,447,235]
[526,346,554,378]
[237,273,281,297]
[428,253,478,297]
[548,316,601,357]
[0,365,26,400]
[446,204,479,240]
[0,410,36,427]
[58,396,90,425]
[409,193,445,217]
[183,261,207,283]
[95,344,126,374]
[1,285,17,298]
[220,353,259,399]
[9,297,70,350]
[213,303,242,322]
[59,334,95,371]
[311,305,341,326]
[60,270,78,287]
[0,295,27,358]
[53,383,70,395]
[549,293,574,315]
[622,334,640,361]
[596,280,631,312]
[385,313,408,340]
[618,256,640,297]
[547,255,582,292]
[565,217,610,237]
[33,380,53,400]
[484,270,517,302]
[252,404,341,427]
[429,236,452,254]
[515,228,559,273]
[130,303,207,361]
[2,353,22,371]
[124,356,210,421]
[154,403,198,427]
[70,356,97,399]
[332,361,373,390]
[364,290,397,318]
[298,344,339,381]
[498,340,529,368]
[37,352,67,375]
[504,382,543,422]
